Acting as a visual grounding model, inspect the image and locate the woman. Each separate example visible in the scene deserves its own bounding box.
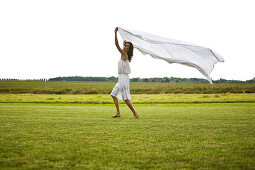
[110,27,139,119]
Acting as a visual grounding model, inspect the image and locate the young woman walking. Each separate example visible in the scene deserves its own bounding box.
[110,27,139,119]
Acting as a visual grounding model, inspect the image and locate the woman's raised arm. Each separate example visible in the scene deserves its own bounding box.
[115,27,125,55]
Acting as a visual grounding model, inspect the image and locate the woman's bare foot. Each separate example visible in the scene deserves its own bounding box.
[133,114,139,119]
[112,114,120,118]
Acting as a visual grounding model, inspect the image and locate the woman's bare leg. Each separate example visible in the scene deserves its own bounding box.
[124,99,139,118]
[111,95,120,116]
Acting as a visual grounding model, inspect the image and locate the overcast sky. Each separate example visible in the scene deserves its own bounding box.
[0,0,254,81]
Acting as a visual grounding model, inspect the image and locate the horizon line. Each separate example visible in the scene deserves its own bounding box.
[0,75,254,82]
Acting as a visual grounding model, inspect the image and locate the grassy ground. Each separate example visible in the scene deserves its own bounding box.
[1,93,255,104]
[1,81,255,94]
[0,103,254,169]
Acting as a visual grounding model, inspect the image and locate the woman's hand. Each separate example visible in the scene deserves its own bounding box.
[115,27,118,33]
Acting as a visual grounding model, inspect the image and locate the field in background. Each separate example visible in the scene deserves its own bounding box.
[0,81,255,94]
[0,93,255,104]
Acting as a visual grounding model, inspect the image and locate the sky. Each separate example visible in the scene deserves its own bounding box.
[0,0,254,81]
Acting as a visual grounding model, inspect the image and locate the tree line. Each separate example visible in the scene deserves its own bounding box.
[48,76,255,83]
[0,76,254,83]
[2,76,253,83]
[0,78,48,81]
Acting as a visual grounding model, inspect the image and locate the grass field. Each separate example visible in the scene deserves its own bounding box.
[0,103,254,169]
[0,81,255,168]
[0,93,255,104]
[1,81,255,94]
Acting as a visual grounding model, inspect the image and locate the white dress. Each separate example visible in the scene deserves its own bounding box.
[110,58,131,100]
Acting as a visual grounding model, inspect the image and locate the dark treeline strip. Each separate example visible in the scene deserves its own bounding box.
[49,76,255,83]
[0,78,48,81]
[2,76,254,83]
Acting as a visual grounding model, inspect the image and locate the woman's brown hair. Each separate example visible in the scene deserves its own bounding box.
[126,42,134,62]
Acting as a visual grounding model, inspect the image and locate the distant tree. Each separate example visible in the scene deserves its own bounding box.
[143,78,149,82]
[131,77,141,82]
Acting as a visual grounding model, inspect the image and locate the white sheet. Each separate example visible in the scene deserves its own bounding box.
[118,27,224,84]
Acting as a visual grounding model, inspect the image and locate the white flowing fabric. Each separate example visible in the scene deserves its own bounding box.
[118,27,224,84]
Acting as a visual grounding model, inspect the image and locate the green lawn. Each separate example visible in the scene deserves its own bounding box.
[0,103,254,169]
